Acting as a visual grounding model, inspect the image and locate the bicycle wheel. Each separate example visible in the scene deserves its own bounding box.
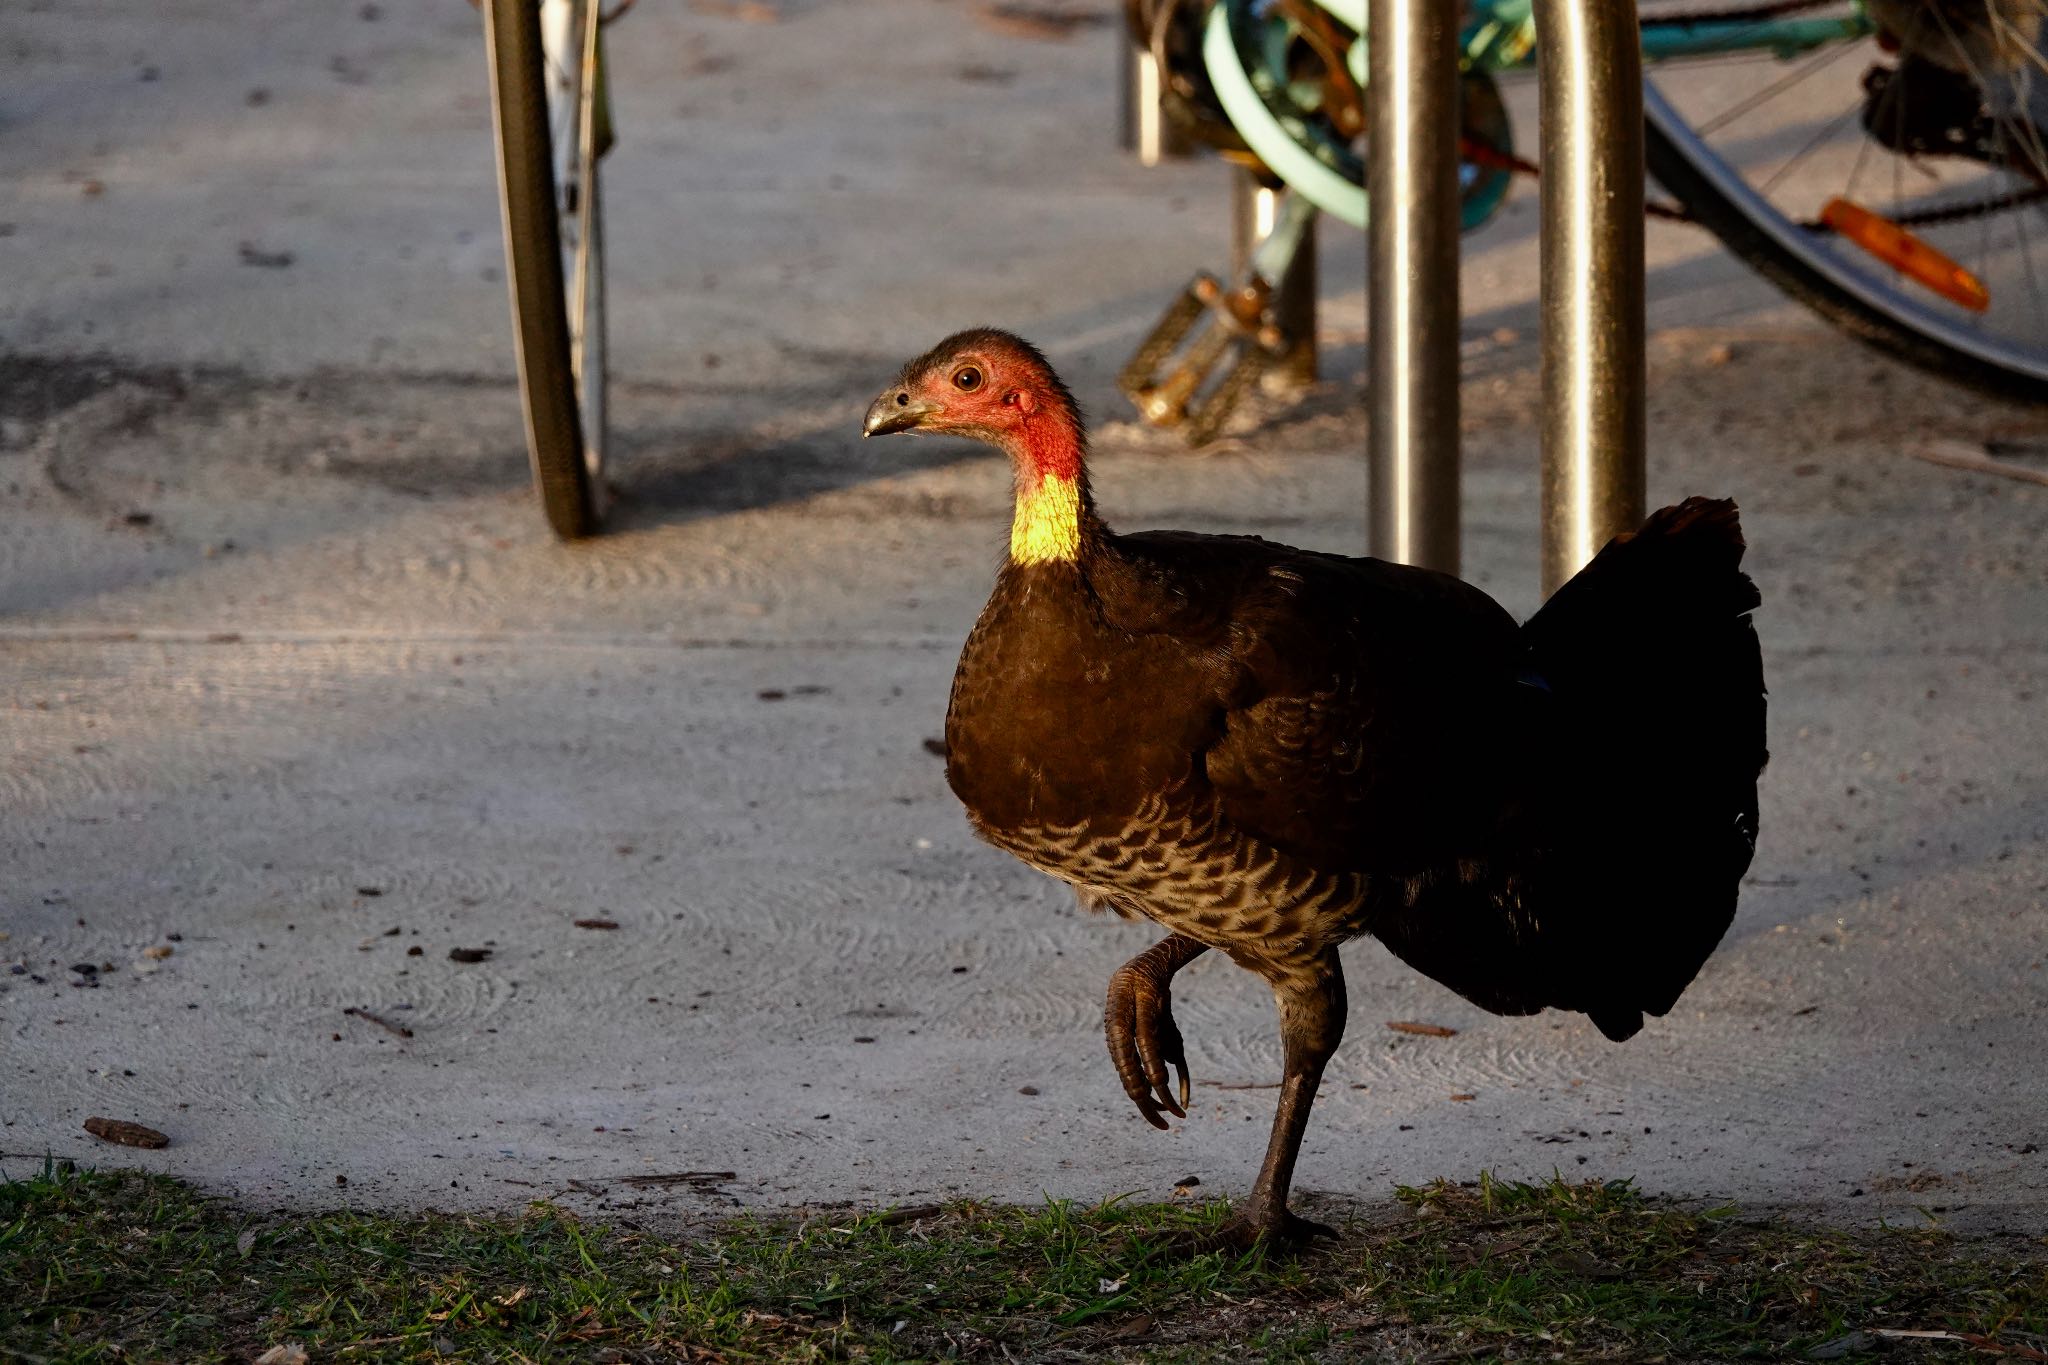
[1640,1,2048,400]
[482,0,607,539]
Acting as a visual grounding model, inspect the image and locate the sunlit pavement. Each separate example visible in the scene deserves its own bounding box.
[2,1,2044,1230]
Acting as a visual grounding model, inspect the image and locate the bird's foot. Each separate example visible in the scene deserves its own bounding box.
[1105,949,1194,1129]
[1137,1205,1335,1262]
[1212,1205,1335,1255]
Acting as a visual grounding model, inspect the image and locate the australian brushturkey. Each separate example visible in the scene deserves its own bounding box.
[864,329,1767,1249]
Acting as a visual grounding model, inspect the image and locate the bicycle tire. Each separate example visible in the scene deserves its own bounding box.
[1204,0,2048,400]
[482,0,600,539]
[1644,82,2048,404]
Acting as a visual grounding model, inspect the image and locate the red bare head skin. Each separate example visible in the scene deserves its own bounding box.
[863,329,1086,485]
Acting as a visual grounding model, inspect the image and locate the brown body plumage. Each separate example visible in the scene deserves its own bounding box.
[865,329,1767,1247]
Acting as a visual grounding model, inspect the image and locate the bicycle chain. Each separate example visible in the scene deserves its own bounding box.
[1635,0,1840,26]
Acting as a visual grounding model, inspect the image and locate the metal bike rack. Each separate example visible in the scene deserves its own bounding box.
[1366,0,1461,576]
[1369,0,1648,592]
[1534,0,1647,596]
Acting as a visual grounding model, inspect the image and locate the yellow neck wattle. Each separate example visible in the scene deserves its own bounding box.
[1010,473,1082,565]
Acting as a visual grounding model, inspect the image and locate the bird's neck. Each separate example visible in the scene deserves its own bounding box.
[1007,405,1094,566]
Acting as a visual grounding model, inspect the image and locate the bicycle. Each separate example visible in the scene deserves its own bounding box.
[480,0,615,538]
[1123,0,2048,440]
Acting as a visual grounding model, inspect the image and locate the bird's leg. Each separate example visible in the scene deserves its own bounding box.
[1225,951,1347,1249]
[1105,934,1209,1128]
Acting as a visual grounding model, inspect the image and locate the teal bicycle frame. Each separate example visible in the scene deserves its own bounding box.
[1207,0,1877,230]
[1469,0,1870,67]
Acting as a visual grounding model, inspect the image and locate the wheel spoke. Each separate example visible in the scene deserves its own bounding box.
[1692,32,1867,137]
[1645,0,2048,387]
[1925,0,2048,185]
[1760,99,1866,198]
[2010,145,2046,316]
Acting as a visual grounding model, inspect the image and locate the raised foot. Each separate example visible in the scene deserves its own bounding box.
[1104,954,1193,1129]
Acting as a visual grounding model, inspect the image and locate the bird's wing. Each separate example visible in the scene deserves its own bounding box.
[1104,532,1526,874]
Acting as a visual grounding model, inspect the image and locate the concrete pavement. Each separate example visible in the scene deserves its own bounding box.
[3,0,2044,1232]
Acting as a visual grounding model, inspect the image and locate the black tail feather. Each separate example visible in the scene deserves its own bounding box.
[1518,496,1768,1032]
[1361,499,1765,1040]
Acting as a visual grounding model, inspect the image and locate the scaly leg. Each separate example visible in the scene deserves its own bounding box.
[1104,934,1209,1128]
[1221,950,1348,1249]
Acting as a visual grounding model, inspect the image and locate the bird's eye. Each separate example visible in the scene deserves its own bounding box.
[952,365,984,393]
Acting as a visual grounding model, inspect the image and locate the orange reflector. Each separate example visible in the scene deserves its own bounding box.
[1820,197,1991,313]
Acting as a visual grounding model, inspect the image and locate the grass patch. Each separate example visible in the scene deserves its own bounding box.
[3,1161,2044,1362]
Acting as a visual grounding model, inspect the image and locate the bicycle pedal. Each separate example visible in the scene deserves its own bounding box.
[1183,342,1273,446]
[1122,276,1257,422]
[1122,269,1300,443]
[1140,315,1236,428]
[1118,275,1213,413]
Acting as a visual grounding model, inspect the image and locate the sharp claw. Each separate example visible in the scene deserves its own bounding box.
[1145,1053,1184,1119]
[1106,945,1208,1131]
[1156,1062,1186,1118]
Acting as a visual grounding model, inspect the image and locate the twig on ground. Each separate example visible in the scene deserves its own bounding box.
[1913,440,2048,488]
[342,1006,414,1039]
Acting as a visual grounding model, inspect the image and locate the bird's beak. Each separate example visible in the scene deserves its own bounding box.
[863,389,940,438]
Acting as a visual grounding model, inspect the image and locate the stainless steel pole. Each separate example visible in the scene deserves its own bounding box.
[1534,0,1647,597]
[1367,0,1461,574]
